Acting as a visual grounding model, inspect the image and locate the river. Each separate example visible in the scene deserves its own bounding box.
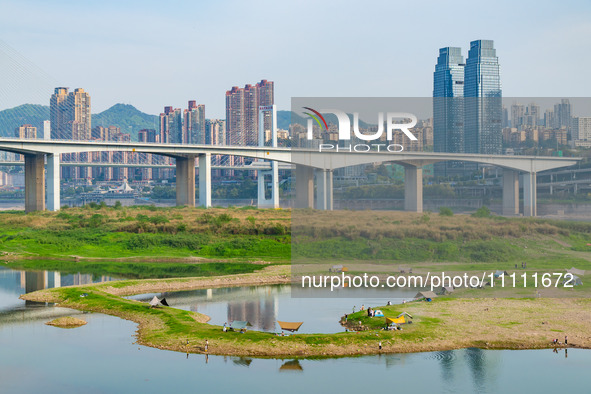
[0,266,588,393]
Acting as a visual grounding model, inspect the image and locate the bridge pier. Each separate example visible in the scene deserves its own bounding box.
[316,169,333,210]
[523,172,537,217]
[46,154,60,211]
[176,155,196,207]
[295,165,314,208]
[403,165,423,213]
[24,153,45,213]
[198,153,211,208]
[502,169,519,216]
[257,161,279,208]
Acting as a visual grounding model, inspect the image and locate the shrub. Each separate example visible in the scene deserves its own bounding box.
[149,215,169,225]
[472,206,492,218]
[439,207,454,216]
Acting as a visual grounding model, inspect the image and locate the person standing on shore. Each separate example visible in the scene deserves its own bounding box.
[565,335,568,345]
[379,341,382,350]
[353,306,356,313]
[205,339,209,353]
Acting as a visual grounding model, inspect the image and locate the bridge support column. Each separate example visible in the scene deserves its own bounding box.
[502,169,519,216]
[316,169,333,210]
[24,153,45,213]
[295,165,314,208]
[198,153,211,208]
[176,155,196,207]
[257,161,279,208]
[46,154,60,211]
[404,165,423,213]
[523,172,537,217]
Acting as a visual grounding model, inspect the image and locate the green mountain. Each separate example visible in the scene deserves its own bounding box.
[277,110,374,130]
[0,104,49,137]
[92,103,158,141]
[0,103,158,140]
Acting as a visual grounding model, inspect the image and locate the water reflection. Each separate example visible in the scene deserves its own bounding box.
[0,266,115,323]
[132,285,416,334]
[279,360,303,372]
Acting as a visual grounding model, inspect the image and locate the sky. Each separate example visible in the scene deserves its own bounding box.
[0,0,590,118]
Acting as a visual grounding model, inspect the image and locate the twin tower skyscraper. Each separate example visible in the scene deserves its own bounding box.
[433,40,502,175]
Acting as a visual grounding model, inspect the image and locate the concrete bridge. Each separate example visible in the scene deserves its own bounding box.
[0,138,581,216]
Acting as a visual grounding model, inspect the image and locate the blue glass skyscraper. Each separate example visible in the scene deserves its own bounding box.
[463,40,502,154]
[433,47,465,176]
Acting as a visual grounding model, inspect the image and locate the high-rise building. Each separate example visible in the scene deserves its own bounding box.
[50,87,91,179]
[554,99,572,133]
[464,40,502,154]
[50,87,69,140]
[15,124,37,139]
[525,103,540,127]
[433,47,465,177]
[511,104,525,130]
[205,119,226,145]
[159,106,182,144]
[68,88,91,140]
[225,80,274,147]
[572,117,591,141]
[184,101,205,144]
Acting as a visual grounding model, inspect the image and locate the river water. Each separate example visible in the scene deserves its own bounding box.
[0,266,589,393]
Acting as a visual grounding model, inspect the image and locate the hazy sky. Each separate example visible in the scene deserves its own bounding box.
[1,0,590,117]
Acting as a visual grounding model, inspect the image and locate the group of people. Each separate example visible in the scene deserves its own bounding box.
[552,335,568,346]
[515,262,528,269]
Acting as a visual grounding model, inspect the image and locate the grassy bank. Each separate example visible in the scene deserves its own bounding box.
[0,206,290,261]
[21,266,591,357]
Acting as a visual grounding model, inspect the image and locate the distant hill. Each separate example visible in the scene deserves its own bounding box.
[1,105,371,140]
[277,110,374,130]
[0,104,49,137]
[0,103,158,140]
[92,104,158,141]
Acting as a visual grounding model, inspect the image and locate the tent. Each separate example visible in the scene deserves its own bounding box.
[230,321,252,331]
[277,321,304,332]
[374,310,384,317]
[563,275,583,286]
[330,265,343,273]
[415,291,437,301]
[567,267,585,277]
[397,312,413,319]
[439,286,454,295]
[149,296,169,308]
[386,316,406,324]
[494,270,509,278]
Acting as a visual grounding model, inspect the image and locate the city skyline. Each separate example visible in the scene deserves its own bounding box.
[1,0,590,117]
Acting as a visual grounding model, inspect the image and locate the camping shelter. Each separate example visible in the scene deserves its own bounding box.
[374,310,384,317]
[386,316,406,324]
[564,275,583,286]
[149,296,169,308]
[277,321,304,332]
[414,291,437,301]
[567,267,585,277]
[494,270,509,278]
[439,286,454,295]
